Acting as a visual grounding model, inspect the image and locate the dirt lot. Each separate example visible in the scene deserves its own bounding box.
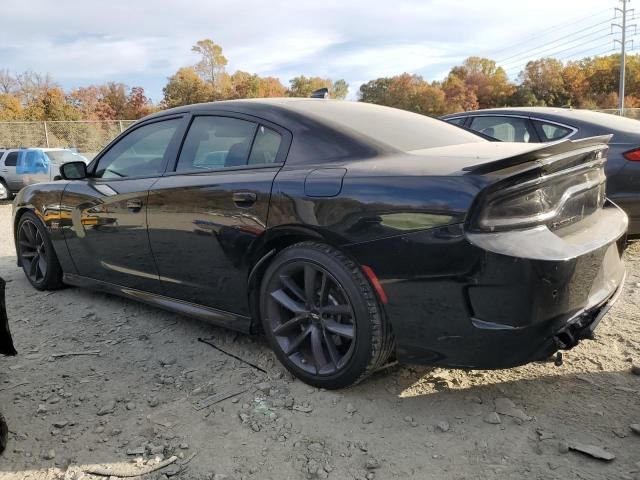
[0,201,638,480]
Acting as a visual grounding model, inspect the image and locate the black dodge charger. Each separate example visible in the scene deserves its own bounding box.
[12,99,627,388]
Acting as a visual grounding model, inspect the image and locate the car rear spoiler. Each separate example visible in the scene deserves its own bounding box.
[463,135,612,175]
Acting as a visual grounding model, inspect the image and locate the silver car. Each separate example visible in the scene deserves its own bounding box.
[0,148,88,200]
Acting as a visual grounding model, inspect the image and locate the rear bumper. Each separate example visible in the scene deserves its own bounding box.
[447,269,625,369]
[345,203,627,369]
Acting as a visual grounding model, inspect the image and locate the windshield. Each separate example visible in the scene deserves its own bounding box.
[45,150,87,164]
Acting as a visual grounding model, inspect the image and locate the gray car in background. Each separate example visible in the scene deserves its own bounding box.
[0,148,88,200]
[441,107,640,235]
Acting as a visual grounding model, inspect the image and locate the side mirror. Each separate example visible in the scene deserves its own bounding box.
[60,161,88,180]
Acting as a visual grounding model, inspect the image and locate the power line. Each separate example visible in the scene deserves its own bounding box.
[556,44,617,62]
[502,32,619,73]
[499,27,615,68]
[487,7,612,56]
[495,17,616,64]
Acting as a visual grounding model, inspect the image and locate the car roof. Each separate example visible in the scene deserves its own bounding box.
[442,107,640,134]
[141,98,483,164]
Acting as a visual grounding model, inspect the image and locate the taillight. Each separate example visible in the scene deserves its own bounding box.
[623,148,640,161]
[473,164,606,232]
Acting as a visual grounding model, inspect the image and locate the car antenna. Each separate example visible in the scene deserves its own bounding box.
[310,88,329,99]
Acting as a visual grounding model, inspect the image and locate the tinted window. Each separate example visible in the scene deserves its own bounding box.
[469,116,536,143]
[177,116,257,172]
[4,152,18,167]
[533,120,572,142]
[249,126,282,165]
[446,117,466,126]
[95,119,180,179]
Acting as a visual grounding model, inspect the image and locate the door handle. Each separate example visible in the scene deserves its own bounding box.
[126,199,143,212]
[232,191,257,207]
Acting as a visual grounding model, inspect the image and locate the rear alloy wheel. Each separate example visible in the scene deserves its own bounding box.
[17,212,63,290]
[260,242,393,389]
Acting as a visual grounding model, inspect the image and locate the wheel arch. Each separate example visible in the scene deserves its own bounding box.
[246,226,342,333]
[13,206,36,267]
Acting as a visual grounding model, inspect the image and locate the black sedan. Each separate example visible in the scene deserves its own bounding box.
[441,107,640,235]
[12,99,627,388]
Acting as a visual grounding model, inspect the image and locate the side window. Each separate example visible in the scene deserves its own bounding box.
[446,117,466,127]
[249,126,282,165]
[4,152,18,167]
[17,150,49,174]
[95,119,181,179]
[177,116,257,172]
[533,120,572,142]
[469,116,537,143]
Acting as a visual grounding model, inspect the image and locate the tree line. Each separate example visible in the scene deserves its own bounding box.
[1,38,639,122]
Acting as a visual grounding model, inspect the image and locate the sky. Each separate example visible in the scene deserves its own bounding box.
[0,0,622,103]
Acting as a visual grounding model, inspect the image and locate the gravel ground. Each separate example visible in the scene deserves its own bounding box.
[0,200,639,480]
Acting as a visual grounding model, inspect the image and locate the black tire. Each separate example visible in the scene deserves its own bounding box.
[16,212,63,291]
[0,179,13,201]
[260,241,393,389]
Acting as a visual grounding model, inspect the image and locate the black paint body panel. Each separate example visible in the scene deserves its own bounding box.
[11,99,628,370]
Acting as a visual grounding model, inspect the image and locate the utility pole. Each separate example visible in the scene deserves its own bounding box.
[613,0,635,115]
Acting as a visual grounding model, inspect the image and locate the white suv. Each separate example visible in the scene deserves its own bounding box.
[0,148,88,200]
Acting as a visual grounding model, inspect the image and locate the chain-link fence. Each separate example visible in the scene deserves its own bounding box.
[0,120,136,159]
[593,108,640,120]
[1,110,640,160]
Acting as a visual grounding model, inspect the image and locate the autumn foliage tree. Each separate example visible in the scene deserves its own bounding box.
[4,45,640,121]
[192,39,228,95]
[287,76,349,99]
[359,73,446,115]
[162,67,214,108]
[520,58,566,106]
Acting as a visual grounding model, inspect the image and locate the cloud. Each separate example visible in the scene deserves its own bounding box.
[0,0,610,101]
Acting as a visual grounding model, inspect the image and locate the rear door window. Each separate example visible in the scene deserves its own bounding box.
[177,116,258,172]
[248,126,282,165]
[533,120,573,142]
[4,152,18,167]
[469,116,538,143]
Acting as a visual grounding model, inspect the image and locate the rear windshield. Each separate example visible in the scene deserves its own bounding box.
[287,101,484,152]
[45,150,87,164]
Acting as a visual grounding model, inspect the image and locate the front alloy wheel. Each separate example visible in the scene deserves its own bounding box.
[16,212,63,290]
[18,219,49,284]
